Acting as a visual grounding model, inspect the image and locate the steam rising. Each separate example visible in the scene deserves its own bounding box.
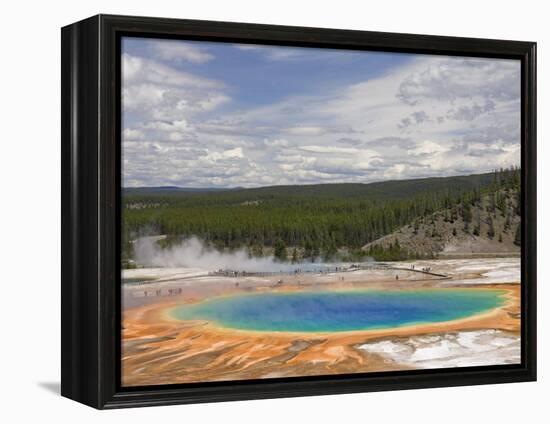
[134,236,319,272]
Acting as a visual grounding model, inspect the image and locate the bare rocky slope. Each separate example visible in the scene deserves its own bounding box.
[363,188,521,258]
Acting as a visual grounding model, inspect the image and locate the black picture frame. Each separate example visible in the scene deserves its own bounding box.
[61,14,537,409]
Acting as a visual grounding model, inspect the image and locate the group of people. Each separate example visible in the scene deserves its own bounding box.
[141,287,183,297]
[410,264,432,272]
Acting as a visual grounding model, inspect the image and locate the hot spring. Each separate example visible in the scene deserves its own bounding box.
[171,289,507,332]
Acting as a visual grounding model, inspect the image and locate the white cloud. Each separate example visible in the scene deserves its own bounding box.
[396,57,520,105]
[123,128,145,141]
[234,44,316,61]
[298,145,360,155]
[221,147,244,159]
[283,126,328,136]
[121,54,228,119]
[413,140,449,156]
[149,40,214,63]
[122,54,221,88]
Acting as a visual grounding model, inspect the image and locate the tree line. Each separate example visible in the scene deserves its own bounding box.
[122,167,520,262]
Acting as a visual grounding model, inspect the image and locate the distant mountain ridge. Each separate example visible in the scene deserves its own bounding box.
[123,186,239,195]
[124,172,497,201]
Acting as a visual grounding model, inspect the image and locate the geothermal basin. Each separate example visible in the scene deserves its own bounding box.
[171,289,507,332]
[122,258,521,386]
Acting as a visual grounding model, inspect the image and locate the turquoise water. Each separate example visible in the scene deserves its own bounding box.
[171,289,506,333]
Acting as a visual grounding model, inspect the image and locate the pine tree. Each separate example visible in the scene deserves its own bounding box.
[291,247,299,263]
[252,244,263,257]
[322,238,337,261]
[274,238,287,261]
[473,212,481,236]
[504,213,511,232]
[303,240,313,259]
[514,225,521,246]
[462,203,472,233]
[450,208,457,223]
[496,192,506,215]
[487,216,495,239]
[311,240,320,260]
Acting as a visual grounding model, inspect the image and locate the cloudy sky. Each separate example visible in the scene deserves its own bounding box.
[122,37,521,188]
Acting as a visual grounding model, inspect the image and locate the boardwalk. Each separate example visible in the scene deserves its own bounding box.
[209,263,449,279]
[386,266,449,279]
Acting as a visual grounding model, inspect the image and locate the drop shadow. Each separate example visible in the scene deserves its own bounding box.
[37,381,61,395]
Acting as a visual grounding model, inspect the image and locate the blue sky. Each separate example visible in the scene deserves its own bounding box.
[123,37,412,110]
[121,37,521,188]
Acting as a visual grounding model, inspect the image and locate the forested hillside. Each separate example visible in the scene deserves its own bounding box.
[363,186,521,260]
[122,168,520,264]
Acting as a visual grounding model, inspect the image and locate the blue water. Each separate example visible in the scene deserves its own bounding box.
[171,289,506,333]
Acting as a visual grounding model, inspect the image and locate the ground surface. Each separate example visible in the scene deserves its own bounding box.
[121,258,521,386]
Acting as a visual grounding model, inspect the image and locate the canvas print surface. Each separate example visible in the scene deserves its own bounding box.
[121,37,521,387]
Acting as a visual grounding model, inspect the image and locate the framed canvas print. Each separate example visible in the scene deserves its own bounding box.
[61,14,536,409]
